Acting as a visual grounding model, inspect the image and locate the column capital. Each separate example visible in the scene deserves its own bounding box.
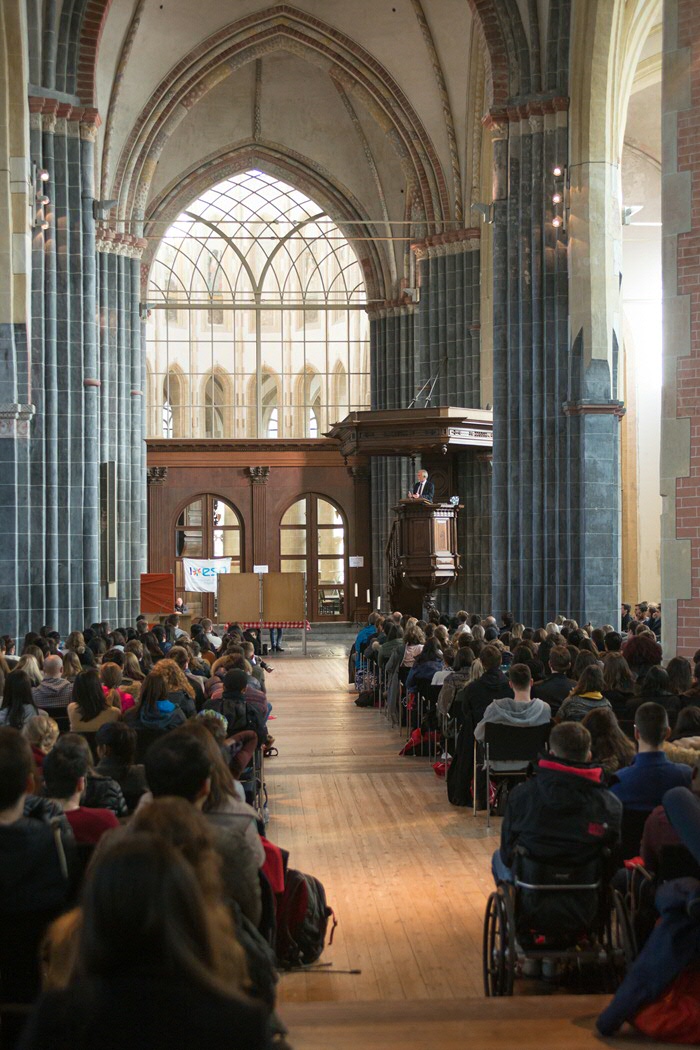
[562,399,626,420]
[147,466,168,486]
[246,466,270,484]
[347,465,370,482]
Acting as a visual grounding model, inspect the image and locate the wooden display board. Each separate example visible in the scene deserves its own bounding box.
[263,572,305,621]
[217,572,305,623]
[140,573,175,614]
[218,573,260,623]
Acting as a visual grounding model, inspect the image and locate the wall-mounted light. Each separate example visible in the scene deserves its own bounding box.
[551,165,568,233]
[31,162,51,231]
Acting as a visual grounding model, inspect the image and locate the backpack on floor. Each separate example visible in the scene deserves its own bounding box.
[275,868,337,969]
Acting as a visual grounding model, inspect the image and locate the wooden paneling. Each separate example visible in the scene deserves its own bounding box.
[146,445,371,617]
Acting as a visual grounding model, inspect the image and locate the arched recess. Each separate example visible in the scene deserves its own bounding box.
[201,368,233,439]
[142,143,389,305]
[279,492,347,620]
[173,492,243,620]
[162,366,188,439]
[110,5,451,230]
[293,367,323,438]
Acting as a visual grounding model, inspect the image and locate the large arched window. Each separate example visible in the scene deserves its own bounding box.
[146,170,370,439]
[174,495,242,619]
[280,494,346,619]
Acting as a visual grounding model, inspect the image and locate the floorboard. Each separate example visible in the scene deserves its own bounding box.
[264,657,655,1048]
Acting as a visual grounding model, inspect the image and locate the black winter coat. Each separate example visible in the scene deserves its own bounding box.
[500,754,622,868]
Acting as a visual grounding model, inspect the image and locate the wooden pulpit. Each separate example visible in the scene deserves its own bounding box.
[387,499,461,612]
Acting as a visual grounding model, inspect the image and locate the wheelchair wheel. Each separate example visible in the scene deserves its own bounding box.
[482,888,516,996]
[605,888,637,988]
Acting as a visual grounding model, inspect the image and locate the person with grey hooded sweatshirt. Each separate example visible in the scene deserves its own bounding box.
[474,663,552,769]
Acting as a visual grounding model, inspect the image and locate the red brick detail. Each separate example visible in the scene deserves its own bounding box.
[75,0,115,106]
[674,1,700,655]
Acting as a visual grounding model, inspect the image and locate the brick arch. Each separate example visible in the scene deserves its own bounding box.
[55,0,114,105]
[111,5,451,231]
[140,141,391,304]
[466,0,524,107]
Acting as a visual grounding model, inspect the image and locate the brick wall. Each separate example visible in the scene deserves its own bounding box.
[673,1,700,654]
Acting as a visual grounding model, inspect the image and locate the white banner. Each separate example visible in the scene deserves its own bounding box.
[182,558,232,593]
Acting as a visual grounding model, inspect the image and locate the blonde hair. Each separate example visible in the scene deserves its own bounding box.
[15,654,42,687]
[22,714,59,752]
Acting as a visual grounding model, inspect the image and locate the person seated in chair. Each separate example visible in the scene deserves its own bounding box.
[609,701,692,812]
[532,646,576,715]
[492,721,622,884]
[475,663,551,763]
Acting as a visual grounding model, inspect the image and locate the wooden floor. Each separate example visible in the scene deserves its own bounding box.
[265,657,659,1048]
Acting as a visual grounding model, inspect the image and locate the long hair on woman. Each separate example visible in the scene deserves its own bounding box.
[74,833,246,997]
[72,669,110,722]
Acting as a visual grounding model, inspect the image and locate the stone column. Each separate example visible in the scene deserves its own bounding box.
[456,450,492,615]
[412,232,481,408]
[80,113,100,622]
[246,466,270,569]
[488,98,622,626]
[660,0,697,657]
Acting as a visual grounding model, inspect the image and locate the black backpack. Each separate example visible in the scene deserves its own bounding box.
[275,868,337,969]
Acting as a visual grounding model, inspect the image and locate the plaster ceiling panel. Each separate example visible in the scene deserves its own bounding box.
[94,0,138,154]
[149,55,377,213]
[99,0,474,215]
[148,64,258,203]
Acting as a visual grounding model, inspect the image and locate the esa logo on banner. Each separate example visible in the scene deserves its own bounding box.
[181,558,232,593]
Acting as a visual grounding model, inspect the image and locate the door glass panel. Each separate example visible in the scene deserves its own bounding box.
[317,499,342,525]
[318,585,343,616]
[318,558,344,584]
[213,500,237,528]
[281,528,306,556]
[175,529,203,557]
[282,500,306,525]
[177,500,203,528]
[214,529,241,557]
[280,559,306,574]
[318,528,344,556]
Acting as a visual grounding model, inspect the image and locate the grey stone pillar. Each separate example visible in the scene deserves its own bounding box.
[413,234,481,408]
[488,101,622,627]
[80,115,101,623]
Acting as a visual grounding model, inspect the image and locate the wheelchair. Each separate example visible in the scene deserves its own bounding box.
[482,848,636,996]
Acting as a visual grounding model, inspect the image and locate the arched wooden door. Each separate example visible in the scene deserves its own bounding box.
[279,495,347,620]
[174,495,243,620]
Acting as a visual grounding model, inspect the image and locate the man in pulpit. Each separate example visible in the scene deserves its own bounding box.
[408,469,434,502]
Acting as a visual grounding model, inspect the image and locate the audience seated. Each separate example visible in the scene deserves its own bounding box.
[531,646,575,714]
[32,655,73,709]
[0,670,45,730]
[43,737,120,845]
[94,723,148,814]
[67,669,121,733]
[125,673,187,733]
[556,665,611,722]
[19,835,270,1050]
[492,722,622,883]
[474,663,551,752]
[581,707,635,779]
[609,702,692,815]
[144,730,265,925]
